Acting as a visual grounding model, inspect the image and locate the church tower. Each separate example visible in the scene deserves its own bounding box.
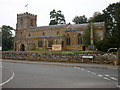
[16,12,37,30]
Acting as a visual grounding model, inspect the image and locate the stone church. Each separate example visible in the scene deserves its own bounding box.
[14,12,105,51]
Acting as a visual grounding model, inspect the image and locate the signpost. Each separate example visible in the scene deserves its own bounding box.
[82,56,93,63]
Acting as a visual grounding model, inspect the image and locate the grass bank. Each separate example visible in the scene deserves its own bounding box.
[3,50,88,53]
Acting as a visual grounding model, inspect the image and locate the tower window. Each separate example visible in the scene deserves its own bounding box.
[31,19,34,26]
[20,18,23,25]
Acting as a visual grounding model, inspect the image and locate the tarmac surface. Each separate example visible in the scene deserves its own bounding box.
[0,60,119,88]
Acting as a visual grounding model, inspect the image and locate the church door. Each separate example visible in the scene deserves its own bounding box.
[20,44,25,51]
[82,46,86,51]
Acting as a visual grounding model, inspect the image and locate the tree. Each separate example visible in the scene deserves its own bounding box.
[104,2,120,47]
[88,12,105,22]
[0,28,2,46]
[96,2,120,52]
[49,9,66,25]
[103,2,120,41]
[2,25,14,51]
[72,15,87,24]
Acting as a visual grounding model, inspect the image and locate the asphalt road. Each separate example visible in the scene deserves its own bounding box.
[1,61,119,88]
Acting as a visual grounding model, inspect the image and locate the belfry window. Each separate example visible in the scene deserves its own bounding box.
[31,19,34,26]
[38,41,43,47]
[20,18,23,25]
[78,33,82,44]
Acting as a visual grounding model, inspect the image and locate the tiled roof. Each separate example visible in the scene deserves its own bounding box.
[30,22,104,30]
[68,22,104,29]
[30,24,67,30]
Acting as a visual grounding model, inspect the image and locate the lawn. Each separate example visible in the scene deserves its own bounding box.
[3,50,88,53]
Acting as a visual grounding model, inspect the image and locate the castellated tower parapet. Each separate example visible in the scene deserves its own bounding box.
[16,12,37,30]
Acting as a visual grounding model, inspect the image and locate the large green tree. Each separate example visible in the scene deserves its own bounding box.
[2,25,14,51]
[49,9,66,25]
[72,15,87,24]
[103,2,120,41]
[0,28,2,47]
[88,12,105,22]
[96,2,120,52]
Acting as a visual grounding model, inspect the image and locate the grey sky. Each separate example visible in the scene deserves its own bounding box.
[0,0,119,29]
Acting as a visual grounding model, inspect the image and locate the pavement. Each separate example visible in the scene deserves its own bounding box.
[2,59,119,69]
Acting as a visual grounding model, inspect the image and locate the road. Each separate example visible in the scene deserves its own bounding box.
[1,61,119,88]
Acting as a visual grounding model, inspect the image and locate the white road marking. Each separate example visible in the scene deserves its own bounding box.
[103,77,110,80]
[87,71,90,72]
[98,75,103,77]
[75,67,80,70]
[85,70,91,72]
[77,67,80,70]
[81,69,84,71]
[110,77,117,81]
[0,71,14,86]
[105,75,110,77]
[116,85,120,88]
[91,72,96,75]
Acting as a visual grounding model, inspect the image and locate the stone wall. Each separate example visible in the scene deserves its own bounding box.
[2,52,118,64]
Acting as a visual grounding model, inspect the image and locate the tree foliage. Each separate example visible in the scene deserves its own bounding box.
[88,12,105,22]
[96,2,120,52]
[49,9,66,25]
[2,25,14,51]
[72,15,87,24]
[0,28,1,46]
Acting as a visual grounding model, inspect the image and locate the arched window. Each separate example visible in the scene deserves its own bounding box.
[38,41,43,47]
[66,34,71,46]
[78,33,82,44]
[57,31,59,35]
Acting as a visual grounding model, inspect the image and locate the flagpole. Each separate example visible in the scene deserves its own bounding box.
[25,4,28,12]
